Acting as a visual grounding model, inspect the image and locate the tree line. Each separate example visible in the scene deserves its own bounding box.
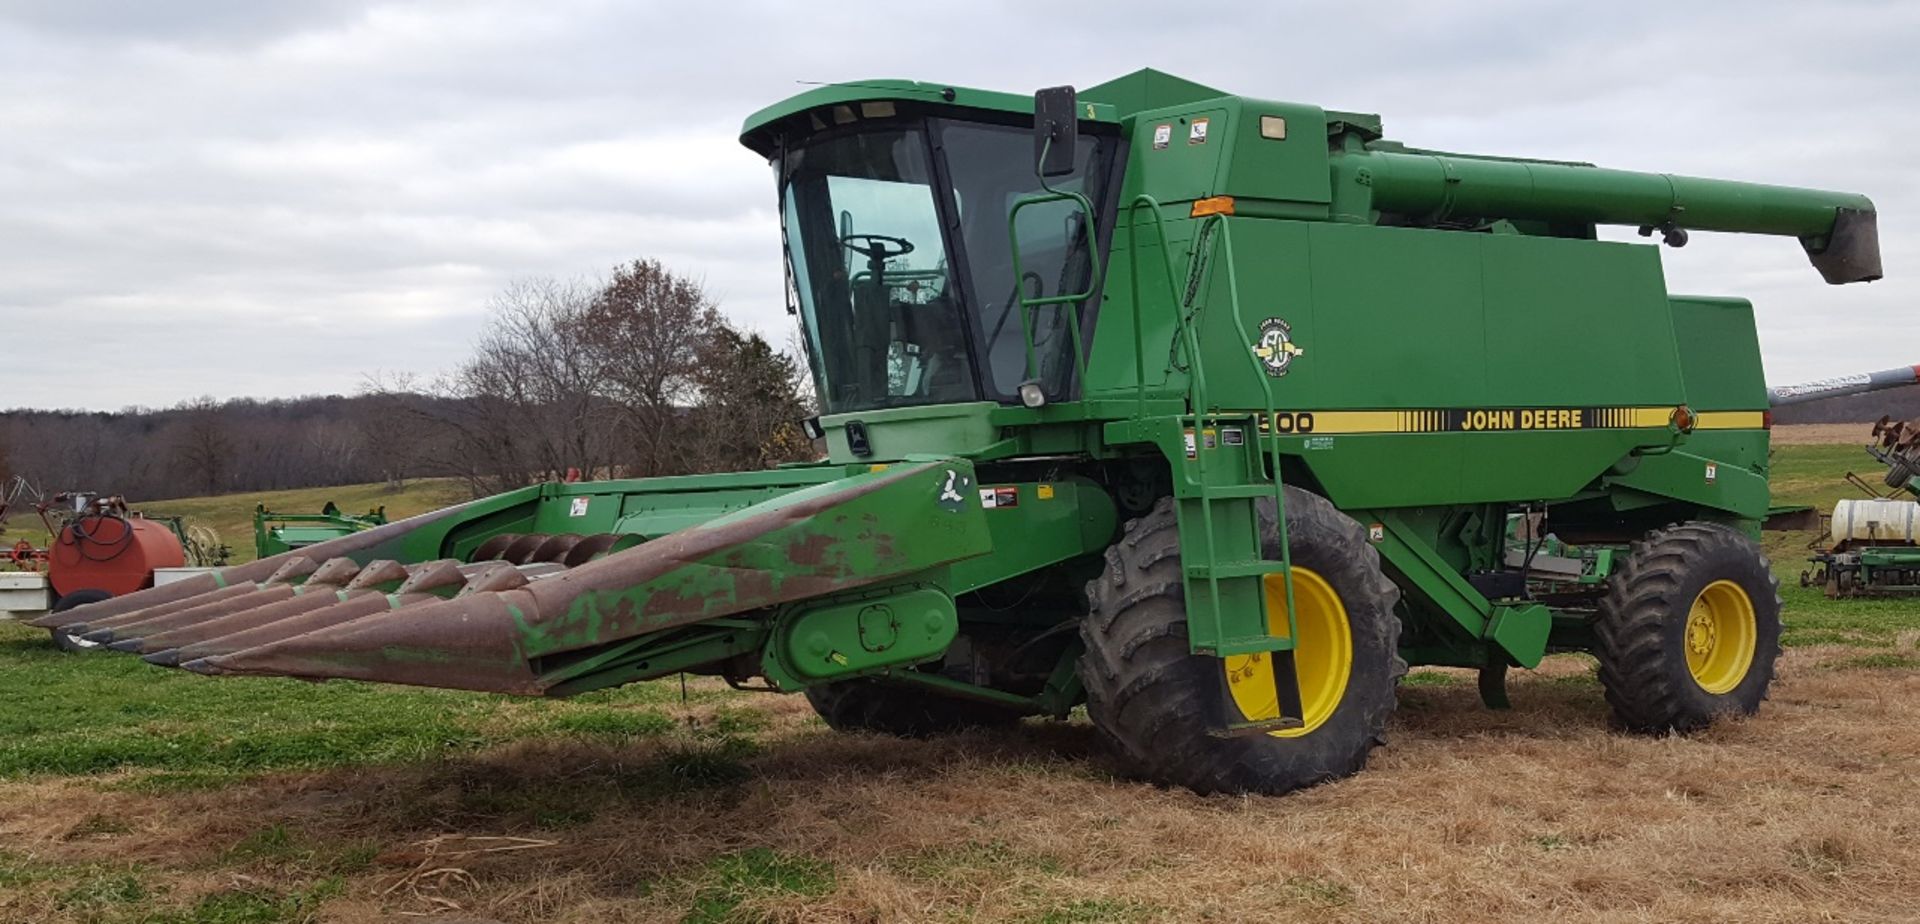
[0,259,816,502]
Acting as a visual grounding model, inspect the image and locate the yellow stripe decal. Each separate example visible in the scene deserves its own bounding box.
[1259,407,1680,435]
[1693,411,1767,430]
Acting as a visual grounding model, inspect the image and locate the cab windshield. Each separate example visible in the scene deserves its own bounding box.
[781,115,1114,414]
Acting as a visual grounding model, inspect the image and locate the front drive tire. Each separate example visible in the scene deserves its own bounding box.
[1080,489,1404,796]
[1594,522,1782,733]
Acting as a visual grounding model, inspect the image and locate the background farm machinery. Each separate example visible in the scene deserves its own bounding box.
[30,71,1887,795]
[1,475,48,571]
[0,487,228,634]
[1798,398,1920,597]
[254,502,388,559]
[0,489,410,621]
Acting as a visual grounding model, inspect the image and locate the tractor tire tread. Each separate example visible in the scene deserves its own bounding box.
[1079,491,1405,795]
[1594,521,1782,733]
[1887,460,1914,489]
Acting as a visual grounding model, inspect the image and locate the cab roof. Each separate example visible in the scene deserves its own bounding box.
[737,69,1233,157]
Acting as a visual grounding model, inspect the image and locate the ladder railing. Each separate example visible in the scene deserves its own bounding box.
[1123,196,1227,647]
[1124,195,1187,419]
[1122,197,1302,734]
[1200,214,1298,644]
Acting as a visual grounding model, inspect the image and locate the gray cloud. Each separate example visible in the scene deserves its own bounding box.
[1,0,1913,410]
[0,0,372,44]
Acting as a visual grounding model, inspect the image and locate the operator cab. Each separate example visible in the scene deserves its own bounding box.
[771,100,1120,415]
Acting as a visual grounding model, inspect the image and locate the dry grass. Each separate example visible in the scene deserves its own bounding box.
[1,446,1912,921]
[2,649,1917,923]
[1768,424,1871,446]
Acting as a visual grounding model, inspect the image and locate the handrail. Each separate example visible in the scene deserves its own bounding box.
[1007,188,1105,391]
[1123,194,1189,418]
[1196,215,1297,635]
[1121,195,1216,641]
[1117,195,1298,647]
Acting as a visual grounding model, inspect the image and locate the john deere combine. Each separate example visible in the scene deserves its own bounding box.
[38,70,1883,794]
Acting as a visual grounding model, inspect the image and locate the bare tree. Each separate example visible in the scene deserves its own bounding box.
[369,279,622,496]
[580,259,722,476]
[169,396,233,495]
[783,326,819,415]
[354,373,422,490]
[302,418,362,484]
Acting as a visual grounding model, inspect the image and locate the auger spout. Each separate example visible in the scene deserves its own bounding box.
[1352,150,1882,284]
[1767,364,1920,406]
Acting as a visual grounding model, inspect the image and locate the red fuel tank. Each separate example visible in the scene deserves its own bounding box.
[48,514,186,599]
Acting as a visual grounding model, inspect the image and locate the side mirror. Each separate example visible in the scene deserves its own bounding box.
[1032,85,1079,178]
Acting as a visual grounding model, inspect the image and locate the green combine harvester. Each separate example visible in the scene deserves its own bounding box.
[38,71,1883,794]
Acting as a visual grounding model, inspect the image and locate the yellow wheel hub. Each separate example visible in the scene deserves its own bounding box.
[1223,567,1352,737]
[1684,579,1756,695]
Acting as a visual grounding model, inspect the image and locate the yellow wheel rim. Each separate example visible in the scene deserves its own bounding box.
[1223,567,1352,738]
[1684,579,1757,695]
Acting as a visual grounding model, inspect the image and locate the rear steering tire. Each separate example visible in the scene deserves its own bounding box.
[1080,490,1403,795]
[1594,522,1782,732]
[49,588,113,653]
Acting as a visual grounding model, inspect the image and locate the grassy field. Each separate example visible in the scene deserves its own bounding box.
[146,480,466,566]
[0,509,52,551]
[1,481,463,568]
[0,440,1915,922]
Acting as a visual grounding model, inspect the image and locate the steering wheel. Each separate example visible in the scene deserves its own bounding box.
[840,234,915,261]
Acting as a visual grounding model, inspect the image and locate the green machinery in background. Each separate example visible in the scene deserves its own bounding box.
[1798,407,1920,596]
[253,502,388,560]
[39,70,1883,794]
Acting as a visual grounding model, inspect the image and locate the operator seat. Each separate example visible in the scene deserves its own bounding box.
[911,296,972,401]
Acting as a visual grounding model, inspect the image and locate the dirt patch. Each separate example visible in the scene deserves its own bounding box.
[1769,423,1871,446]
[2,650,1917,922]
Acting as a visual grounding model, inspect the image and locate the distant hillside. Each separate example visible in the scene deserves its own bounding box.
[1771,382,1920,425]
[0,394,441,504]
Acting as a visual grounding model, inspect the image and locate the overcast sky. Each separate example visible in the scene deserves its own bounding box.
[1,1,1913,411]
